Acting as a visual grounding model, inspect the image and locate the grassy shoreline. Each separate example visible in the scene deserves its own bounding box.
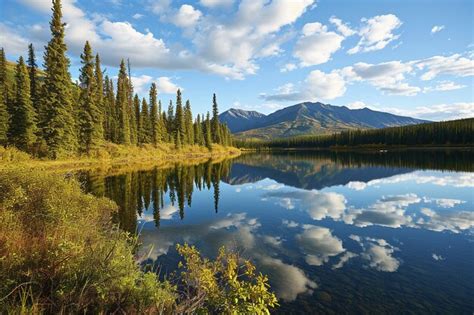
[0,143,241,172]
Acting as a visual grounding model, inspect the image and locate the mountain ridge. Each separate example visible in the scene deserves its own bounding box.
[219,102,428,139]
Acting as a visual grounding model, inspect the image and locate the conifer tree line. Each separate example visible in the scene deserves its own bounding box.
[0,0,232,158]
[236,118,474,149]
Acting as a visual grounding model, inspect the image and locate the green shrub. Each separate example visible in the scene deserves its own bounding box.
[0,170,276,314]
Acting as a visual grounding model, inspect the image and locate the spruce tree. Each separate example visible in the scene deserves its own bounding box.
[193,114,201,145]
[116,59,130,144]
[134,94,141,143]
[78,41,98,152]
[204,112,212,150]
[0,48,8,145]
[94,54,104,140]
[149,83,160,145]
[175,89,185,145]
[104,76,117,142]
[41,0,78,157]
[184,100,194,145]
[127,60,137,145]
[27,43,40,112]
[211,93,220,144]
[167,100,174,142]
[139,98,151,143]
[9,56,37,151]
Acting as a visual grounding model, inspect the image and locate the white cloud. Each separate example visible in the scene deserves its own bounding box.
[297,225,345,266]
[280,63,297,72]
[423,81,467,92]
[282,219,299,228]
[200,0,234,8]
[379,82,421,96]
[352,235,401,272]
[155,76,181,94]
[332,251,357,269]
[417,207,474,233]
[256,255,317,302]
[131,75,181,96]
[294,22,345,66]
[347,180,368,189]
[431,25,445,34]
[265,190,347,220]
[348,14,402,54]
[329,16,356,37]
[173,4,202,28]
[381,102,474,120]
[132,13,144,19]
[413,54,474,80]
[0,23,30,55]
[262,69,346,101]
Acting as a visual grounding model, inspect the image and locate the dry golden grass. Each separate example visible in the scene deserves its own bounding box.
[0,143,240,172]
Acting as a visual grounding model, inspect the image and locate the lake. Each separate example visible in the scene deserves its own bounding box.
[80,150,474,314]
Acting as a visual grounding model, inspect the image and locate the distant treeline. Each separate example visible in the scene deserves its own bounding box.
[235,118,474,149]
[0,0,231,159]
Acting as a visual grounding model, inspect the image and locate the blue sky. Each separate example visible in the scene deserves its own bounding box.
[1,0,473,120]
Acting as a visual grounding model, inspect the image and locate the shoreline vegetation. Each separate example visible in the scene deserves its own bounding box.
[0,144,241,172]
[0,169,277,313]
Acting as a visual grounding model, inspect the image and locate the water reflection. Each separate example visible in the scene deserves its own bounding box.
[80,149,474,313]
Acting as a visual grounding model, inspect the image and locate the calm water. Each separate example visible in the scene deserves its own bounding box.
[80,150,474,314]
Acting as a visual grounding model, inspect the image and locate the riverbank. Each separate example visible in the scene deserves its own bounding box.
[0,143,241,172]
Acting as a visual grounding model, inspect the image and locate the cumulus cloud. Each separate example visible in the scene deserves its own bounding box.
[256,255,317,301]
[297,225,345,266]
[173,4,202,28]
[262,69,346,101]
[344,194,419,228]
[348,14,402,54]
[417,207,474,233]
[431,25,445,34]
[351,235,401,272]
[12,0,313,80]
[294,22,345,66]
[265,190,347,220]
[131,75,181,96]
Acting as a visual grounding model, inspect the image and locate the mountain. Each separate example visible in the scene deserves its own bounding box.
[219,102,428,139]
[219,108,267,133]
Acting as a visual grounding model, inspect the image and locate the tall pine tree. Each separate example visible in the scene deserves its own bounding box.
[78,41,102,152]
[116,59,130,144]
[0,48,8,145]
[211,93,220,144]
[139,98,151,144]
[204,112,212,150]
[27,44,40,112]
[41,0,78,157]
[94,53,104,140]
[149,83,160,145]
[9,56,37,151]
[184,100,194,145]
[175,89,185,145]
